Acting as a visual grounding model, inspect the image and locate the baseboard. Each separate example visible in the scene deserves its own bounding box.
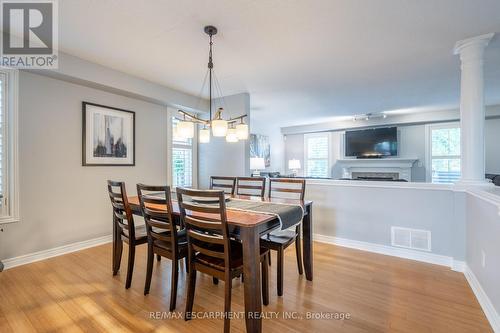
[2,235,112,270]
[313,233,465,272]
[464,265,500,332]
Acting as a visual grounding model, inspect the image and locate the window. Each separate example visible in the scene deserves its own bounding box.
[304,133,330,178]
[428,123,461,184]
[0,68,19,223]
[170,117,196,188]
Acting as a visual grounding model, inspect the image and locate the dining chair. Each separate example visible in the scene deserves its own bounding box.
[177,188,269,333]
[107,180,147,289]
[137,184,188,311]
[260,178,306,296]
[210,176,236,195]
[236,177,266,198]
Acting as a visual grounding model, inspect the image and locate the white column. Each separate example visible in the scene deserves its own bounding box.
[453,33,494,185]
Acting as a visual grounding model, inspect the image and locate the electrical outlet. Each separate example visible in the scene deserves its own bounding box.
[481,250,486,268]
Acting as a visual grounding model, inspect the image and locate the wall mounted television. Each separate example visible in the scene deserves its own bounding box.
[345,127,398,158]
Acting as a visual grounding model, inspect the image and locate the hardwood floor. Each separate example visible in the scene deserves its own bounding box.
[0,242,492,332]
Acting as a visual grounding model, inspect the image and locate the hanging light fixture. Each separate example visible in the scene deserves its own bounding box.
[175,25,248,143]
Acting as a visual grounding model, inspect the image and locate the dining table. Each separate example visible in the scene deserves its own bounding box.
[127,194,313,333]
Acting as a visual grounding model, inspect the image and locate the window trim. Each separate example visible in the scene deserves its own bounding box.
[167,108,198,188]
[425,122,461,183]
[303,132,331,178]
[0,67,19,224]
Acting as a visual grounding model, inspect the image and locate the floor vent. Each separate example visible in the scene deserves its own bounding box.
[391,227,431,252]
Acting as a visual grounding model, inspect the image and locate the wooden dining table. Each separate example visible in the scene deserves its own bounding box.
[127,194,313,333]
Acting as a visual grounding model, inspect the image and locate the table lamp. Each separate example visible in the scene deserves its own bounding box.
[250,157,265,176]
[288,159,301,177]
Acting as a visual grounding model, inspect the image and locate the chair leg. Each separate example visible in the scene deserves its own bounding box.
[185,268,197,321]
[262,256,269,306]
[156,254,161,262]
[169,259,179,311]
[223,275,232,333]
[125,244,135,289]
[185,257,189,273]
[277,247,284,296]
[213,277,219,285]
[295,226,304,275]
[144,244,154,295]
[113,235,123,275]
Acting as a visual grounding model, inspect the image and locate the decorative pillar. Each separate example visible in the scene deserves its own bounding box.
[453,33,494,184]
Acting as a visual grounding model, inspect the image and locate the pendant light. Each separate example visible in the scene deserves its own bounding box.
[174,25,248,143]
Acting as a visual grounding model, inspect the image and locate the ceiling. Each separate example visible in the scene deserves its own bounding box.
[59,0,500,128]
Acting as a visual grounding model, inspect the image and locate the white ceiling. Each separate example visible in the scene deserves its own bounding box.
[59,0,500,127]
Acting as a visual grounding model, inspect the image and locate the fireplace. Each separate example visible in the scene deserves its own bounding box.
[336,158,418,182]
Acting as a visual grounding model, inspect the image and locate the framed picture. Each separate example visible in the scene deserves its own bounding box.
[82,102,135,166]
[249,134,270,167]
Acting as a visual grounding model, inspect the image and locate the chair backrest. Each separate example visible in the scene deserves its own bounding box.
[210,176,236,195]
[176,188,231,270]
[236,177,266,198]
[107,180,135,239]
[268,178,306,201]
[137,184,178,251]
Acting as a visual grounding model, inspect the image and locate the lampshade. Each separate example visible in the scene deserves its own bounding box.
[211,119,228,137]
[199,128,210,143]
[235,123,249,140]
[225,128,239,142]
[250,157,265,170]
[288,159,301,170]
[177,120,194,139]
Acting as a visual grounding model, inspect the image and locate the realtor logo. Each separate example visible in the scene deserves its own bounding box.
[1,0,58,68]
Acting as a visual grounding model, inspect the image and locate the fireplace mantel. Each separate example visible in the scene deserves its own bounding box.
[336,157,418,181]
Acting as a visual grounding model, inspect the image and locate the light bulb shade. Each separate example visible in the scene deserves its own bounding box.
[211,119,228,137]
[199,128,210,143]
[235,123,249,140]
[288,159,301,170]
[177,120,194,139]
[225,128,239,142]
[250,157,265,170]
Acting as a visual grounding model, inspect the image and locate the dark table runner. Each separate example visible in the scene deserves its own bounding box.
[225,198,304,230]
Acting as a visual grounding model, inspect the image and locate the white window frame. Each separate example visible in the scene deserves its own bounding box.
[0,68,19,224]
[303,132,332,178]
[425,122,461,183]
[167,108,198,188]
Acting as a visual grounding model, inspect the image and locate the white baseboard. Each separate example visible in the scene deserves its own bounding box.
[464,265,500,333]
[313,233,465,272]
[2,235,112,270]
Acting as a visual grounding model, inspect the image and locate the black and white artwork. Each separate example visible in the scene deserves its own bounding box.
[249,134,270,167]
[82,102,135,166]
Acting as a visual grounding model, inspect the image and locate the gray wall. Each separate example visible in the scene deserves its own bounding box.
[198,93,250,188]
[466,194,500,318]
[0,72,169,260]
[307,181,464,260]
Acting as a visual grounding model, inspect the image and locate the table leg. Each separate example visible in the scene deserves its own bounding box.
[241,226,262,333]
[302,204,313,281]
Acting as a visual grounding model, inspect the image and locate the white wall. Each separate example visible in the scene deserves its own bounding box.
[198,93,250,188]
[486,118,500,174]
[0,72,169,260]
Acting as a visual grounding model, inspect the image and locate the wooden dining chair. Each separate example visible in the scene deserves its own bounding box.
[137,184,188,311]
[210,176,236,195]
[107,180,147,289]
[236,177,266,198]
[177,188,269,333]
[260,178,306,296]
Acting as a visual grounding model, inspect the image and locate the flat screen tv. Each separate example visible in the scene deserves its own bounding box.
[345,127,398,158]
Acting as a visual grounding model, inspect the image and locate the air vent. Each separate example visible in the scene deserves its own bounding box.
[391,227,431,252]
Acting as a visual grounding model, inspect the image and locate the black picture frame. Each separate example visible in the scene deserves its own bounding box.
[82,102,136,166]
